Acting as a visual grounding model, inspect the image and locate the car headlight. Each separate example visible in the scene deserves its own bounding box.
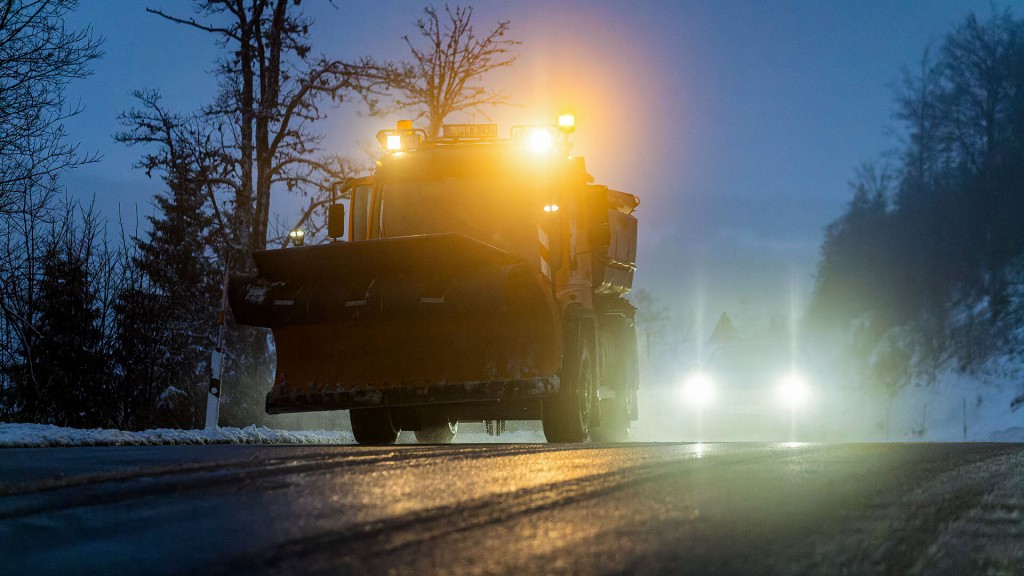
[776,373,810,409]
[682,373,715,409]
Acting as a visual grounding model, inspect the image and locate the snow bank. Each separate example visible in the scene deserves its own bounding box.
[0,423,355,448]
[0,423,546,448]
[855,366,1024,442]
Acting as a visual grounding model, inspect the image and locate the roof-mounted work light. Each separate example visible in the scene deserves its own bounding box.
[377,120,425,153]
[525,127,556,154]
[557,112,576,133]
[511,112,576,156]
[512,125,562,155]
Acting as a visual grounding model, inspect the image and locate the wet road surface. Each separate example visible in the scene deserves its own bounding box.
[1,442,1023,575]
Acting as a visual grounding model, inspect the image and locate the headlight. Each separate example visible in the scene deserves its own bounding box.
[525,128,555,154]
[682,373,715,409]
[385,133,402,151]
[776,373,810,409]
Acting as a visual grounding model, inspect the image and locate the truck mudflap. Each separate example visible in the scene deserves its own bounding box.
[227,234,563,413]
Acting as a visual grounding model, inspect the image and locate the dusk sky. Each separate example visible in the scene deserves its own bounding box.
[61,0,997,333]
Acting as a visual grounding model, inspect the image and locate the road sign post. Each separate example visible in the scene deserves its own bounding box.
[205,272,229,430]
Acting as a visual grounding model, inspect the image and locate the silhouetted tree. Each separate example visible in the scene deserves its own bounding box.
[370,4,519,138]
[0,0,102,220]
[140,1,382,257]
[810,6,1024,383]
[0,0,102,418]
[118,1,386,424]
[9,203,115,427]
[110,152,222,429]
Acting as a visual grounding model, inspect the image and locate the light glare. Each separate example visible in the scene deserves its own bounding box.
[526,128,554,154]
[777,373,809,409]
[386,134,402,151]
[682,373,715,409]
[557,112,576,132]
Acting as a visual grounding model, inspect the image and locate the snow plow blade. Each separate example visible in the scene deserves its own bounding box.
[228,234,562,414]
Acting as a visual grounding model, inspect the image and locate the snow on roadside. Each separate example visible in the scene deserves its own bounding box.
[0,423,354,448]
[0,422,547,448]
[866,366,1024,442]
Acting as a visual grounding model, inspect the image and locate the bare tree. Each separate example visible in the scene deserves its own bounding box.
[372,4,520,138]
[140,1,384,258]
[116,90,231,241]
[0,0,102,219]
[0,0,101,417]
[116,2,390,424]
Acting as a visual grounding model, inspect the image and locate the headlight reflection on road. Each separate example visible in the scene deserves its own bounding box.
[693,443,707,459]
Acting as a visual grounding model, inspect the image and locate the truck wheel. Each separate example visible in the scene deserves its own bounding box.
[415,414,458,444]
[543,324,595,443]
[591,394,631,443]
[350,407,400,445]
[591,321,638,443]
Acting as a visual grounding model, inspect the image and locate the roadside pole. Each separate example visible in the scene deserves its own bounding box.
[205,272,229,430]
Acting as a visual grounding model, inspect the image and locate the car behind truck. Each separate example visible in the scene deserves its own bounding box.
[228,115,640,444]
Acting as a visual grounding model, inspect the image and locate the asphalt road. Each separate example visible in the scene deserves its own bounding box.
[1,442,1022,575]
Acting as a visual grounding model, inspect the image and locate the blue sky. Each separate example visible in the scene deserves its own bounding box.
[61,0,998,330]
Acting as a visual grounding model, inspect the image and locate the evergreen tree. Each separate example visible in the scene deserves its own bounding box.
[113,158,222,429]
[809,6,1024,385]
[23,209,111,427]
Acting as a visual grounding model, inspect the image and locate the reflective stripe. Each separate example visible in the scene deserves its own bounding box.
[537,225,551,281]
[210,351,223,382]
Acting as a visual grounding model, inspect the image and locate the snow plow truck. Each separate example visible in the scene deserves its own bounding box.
[228,115,640,444]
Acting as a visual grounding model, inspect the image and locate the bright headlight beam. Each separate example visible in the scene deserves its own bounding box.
[683,373,715,409]
[525,129,554,154]
[777,373,809,409]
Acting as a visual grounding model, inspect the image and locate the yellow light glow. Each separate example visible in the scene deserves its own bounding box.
[526,128,554,154]
[386,134,402,151]
[557,112,576,132]
[288,229,305,247]
[396,119,413,130]
[543,204,559,213]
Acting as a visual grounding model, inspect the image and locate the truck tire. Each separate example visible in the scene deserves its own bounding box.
[350,407,400,445]
[414,413,458,444]
[543,317,595,443]
[591,321,638,443]
[591,394,631,443]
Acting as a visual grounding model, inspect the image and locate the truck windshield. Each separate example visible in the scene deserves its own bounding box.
[377,178,540,257]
